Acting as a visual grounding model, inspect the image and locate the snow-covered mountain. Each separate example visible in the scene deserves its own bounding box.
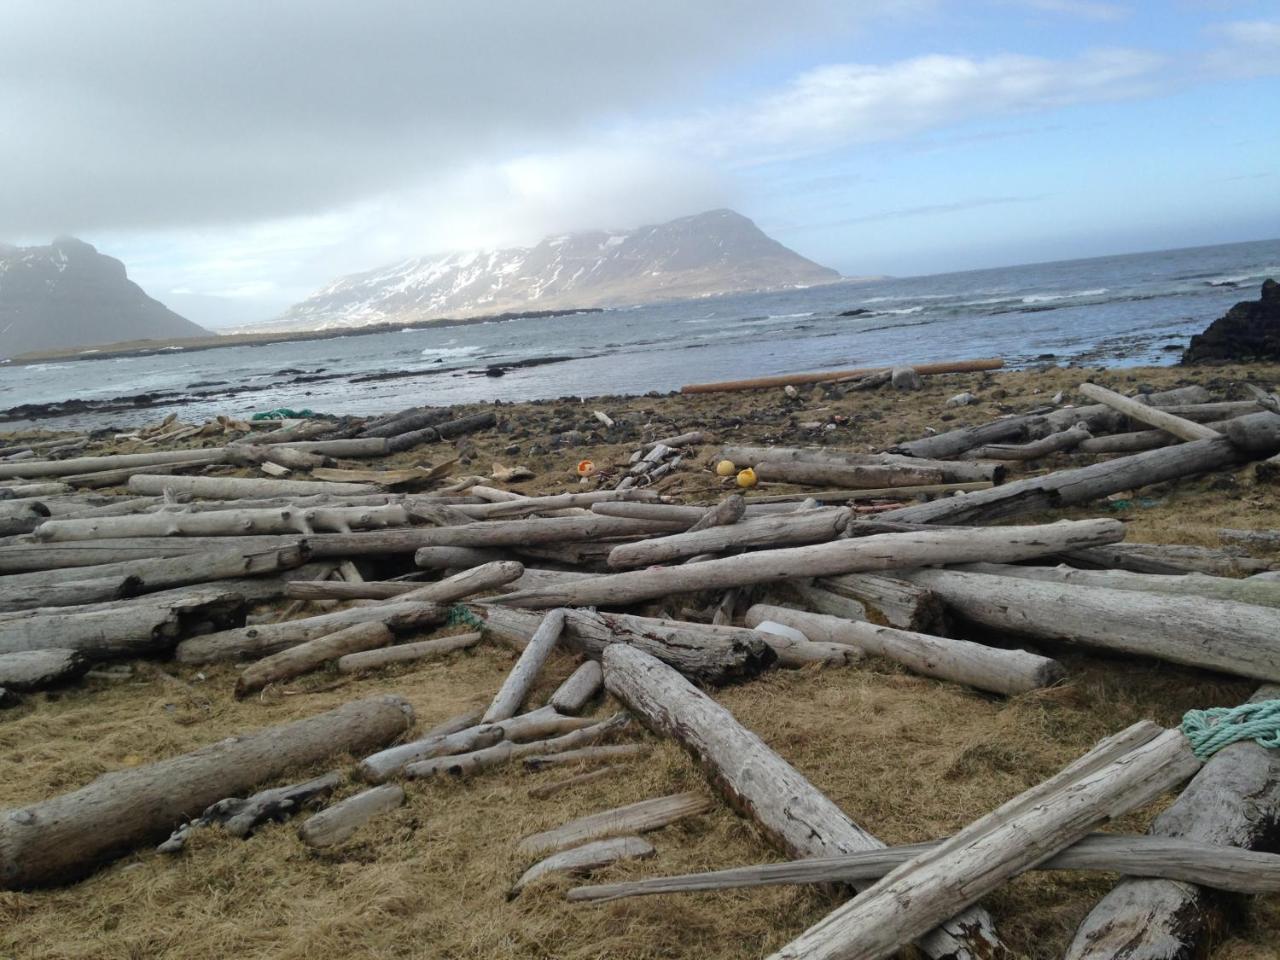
[261,209,841,332]
[0,238,206,357]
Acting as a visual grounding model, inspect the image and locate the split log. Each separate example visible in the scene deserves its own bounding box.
[965,424,1092,460]
[1078,382,1219,442]
[477,606,778,685]
[745,604,1061,696]
[128,475,382,498]
[601,644,1005,959]
[569,833,1280,902]
[1065,683,1280,960]
[518,791,715,858]
[33,503,410,541]
[414,545,508,570]
[680,358,1004,394]
[719,446,1002,485]
[483,609,567,723]
[529,765,626,799]
[523,744,650,771]
[549,660,604,714]
[404,712,628,778]
[883,412,1280,523]
[512,836,655,895]
[754,462,943,488]
[766,721,1199,960]
[809,573,946,633]
[235,622,394,697]
[900,568,1280,681]
[297,784,405,848]
[0,447,230,481]
[0,649,88,690]
[492,518,1125,609]
[157,771,341,851]
[0,694,413,888]
[956,562,1280,609]
[606,508,850,569]
[337,632,481,673]
[173,601,443,664]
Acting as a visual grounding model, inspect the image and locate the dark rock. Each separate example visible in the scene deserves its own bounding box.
[838,308,870,317]
[485,366,506,377]
[1183,279,1280,364]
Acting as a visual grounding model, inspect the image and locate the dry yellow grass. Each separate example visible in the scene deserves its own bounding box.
[3,363,1280,960]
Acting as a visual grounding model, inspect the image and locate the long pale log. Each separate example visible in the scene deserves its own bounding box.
[548,661,604,714]
[755,462,943,488]
[1062,542,1273,577]
[893,414,1046,460]
[719,447,1003,485]
[414,545,509,569]
[297,784,405,848]
[0,648,88,690]
[483,609,567,723]
[62,455,226,489]
[883,412,1280,523]
[957,562,1280,609]
[512,836,656,895]
[1077,383,1219,442]
[607,508,850,569]
[900,568,1280,682]
[173,601,443,664]
[767,723,1199,960]
[235,622,393,697]
[601,644,1005,959]
[0,447,229,481]
[395,560,525,604]
[33,504,410,541]
[224,444,330,471]
[569,834,1280,903]
[404,712,628,778]
[398,514,686,549]
[492,519,1125,609]
[747,622,864,667]
[518,791,716,858]
[128,475,381,498]
[809,573,946,633]
[270,437,389,458]
[1078,416,1242,454]
[745,604,1061,696]
[458,489,660,520]
[0,482,74,498]
[0,694,413,888]
[1066,684,1280,960]
[337,632,480,673]
[680,358,1004,394]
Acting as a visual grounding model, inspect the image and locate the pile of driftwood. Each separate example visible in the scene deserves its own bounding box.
[4,379,1280,960]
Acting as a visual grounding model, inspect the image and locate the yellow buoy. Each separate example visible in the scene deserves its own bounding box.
[736,467,758,489]
[576,459,595,477]
[715,459,736,477]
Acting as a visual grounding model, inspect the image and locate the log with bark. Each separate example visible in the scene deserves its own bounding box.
[0,694,413,888]
[964,424,1092,460]
[518,791,716,858]
[601,644,1005,959]
[386,411,497,452]
[235,622,394,697]
[158,771,341,851]
[606,508,851,569]
[297,784,406,848]
[511,836,655,896]
[492,518,1125,609]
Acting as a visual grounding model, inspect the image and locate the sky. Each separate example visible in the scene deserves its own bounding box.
[2,0,1278,328]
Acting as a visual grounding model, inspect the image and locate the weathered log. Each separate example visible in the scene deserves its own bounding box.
[809,573,946,633]
[883,412,1280,523]
[719,446,1003,485]
[0,482,74,498]
[901,568,1280,681]
[0,648,89,690]
[477,606,778,685]
[518,791,716,858]
[404,712,628,778]
[601,644,1005,959]
[512,836,655,895]
[457,489,659,520]
[127,475,381,498]
[297,784,405,848]
[0,694,413,888]
[157,771,341,851]
[492,518,1125,609]
[1078,416,1242,454]
[268,437,389,458]
[680,358,1004,394]
[0,500,52,537]
[528,765,626,800]
[399,514,687,549]
[33,503,410,541]
[607,508,850,569]
[965,424,1092,460]
[395,560,525,605]
[685,494,746,533]
[386,411,497,452]
[1078,383,1219,442]
[235,622,394,697]
[569,833,1280,903]
[336,632,481,673]
[413,545,509,569]
[1061,542,1274,577]
[746,604,1061,696]
[173,601,443,664]
[0,447,229,481]
[893,414,1045,460]
[755,461,943,488]
[522,743,651,771]
[745,481,993,503]
[483,609,566,723]
[1065,684,1280,960]
[224,444,331,471]
[957,562,1280,609]
[746,620,864,667]
[359,407,450,439]
[771,722,1196,960]
[62,455,226,489]
[548,660,604,714]
[1220,526,1280,545]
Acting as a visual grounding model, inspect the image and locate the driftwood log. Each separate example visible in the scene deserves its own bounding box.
[337,632,480,673]
[483,609,567,723]
[518,791,715,858]
[404,713,628,779]
[235,622,394,697]
[158,771,341,851]
[512,836,655,895]
[1077,382,1219,442]
[808,573,946,632]
[0,648,89,690]
[297,784,406,848]
[128,475,382,498]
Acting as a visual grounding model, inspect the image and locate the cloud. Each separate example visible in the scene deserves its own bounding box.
[1202,20,1280,76]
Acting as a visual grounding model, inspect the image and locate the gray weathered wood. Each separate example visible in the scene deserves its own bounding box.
[0,648,88,690]
[235,622,394,697]
[512,836,655,895]
[297,784,405,848]
[518,791,716,858]
[404,712,628,778]
[336,632,481,673]
[809,573,946,633]
[607,508,850,568]
[549,660,604,714]
[483,609,567,723]
[128,474,381,498]
[1078,383,1219,442]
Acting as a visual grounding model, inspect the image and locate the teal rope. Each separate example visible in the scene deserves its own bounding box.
[1181,699,1280,761]
[446,604,485,631]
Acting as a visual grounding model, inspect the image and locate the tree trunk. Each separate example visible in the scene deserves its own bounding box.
[414,545,509,569]
[606,508,851,569]
[492,518,1124,609]
[518,790,716,857]
[128,475,382,498]
[685,494,746,533]
[457,489,659,520]
[767,722,1198,960]
[297,784,405,848]
[900,568,1280,682]
[601,644,1006,960]
[482,609,567,722]
[336,632,480,673]
[33,504,410,541]
[397,513,687,549]
[754,462,944,488]
[746,481,993,504]
[0,694,414,888]
[235,622,393,697]
[512,836,655,895]
[1078,383,1219,442]
[744,604,1062,696]
[1065,684,1280,960]
[1062,542,1272,577]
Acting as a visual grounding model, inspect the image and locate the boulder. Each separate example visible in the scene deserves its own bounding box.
[1183,279,1280,364]
[891,366,923,390]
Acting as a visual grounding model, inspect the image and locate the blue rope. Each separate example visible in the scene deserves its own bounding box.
[1181,699,1280,761]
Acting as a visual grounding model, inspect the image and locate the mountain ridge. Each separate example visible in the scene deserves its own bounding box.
[257,209,842,332]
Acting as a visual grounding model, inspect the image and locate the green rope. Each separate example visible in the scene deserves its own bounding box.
[1181,699,1280,761]
[446,604,485,631]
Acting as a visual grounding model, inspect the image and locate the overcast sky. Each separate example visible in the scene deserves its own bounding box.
[3,0,1277,327]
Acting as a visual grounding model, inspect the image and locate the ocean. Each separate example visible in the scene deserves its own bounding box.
[2,237,1277,431]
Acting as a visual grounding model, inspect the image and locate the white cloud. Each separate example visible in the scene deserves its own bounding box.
[1203,20,1280,76]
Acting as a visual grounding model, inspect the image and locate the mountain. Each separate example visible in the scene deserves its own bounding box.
[264,209,842,332]
[0,237,207,357]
